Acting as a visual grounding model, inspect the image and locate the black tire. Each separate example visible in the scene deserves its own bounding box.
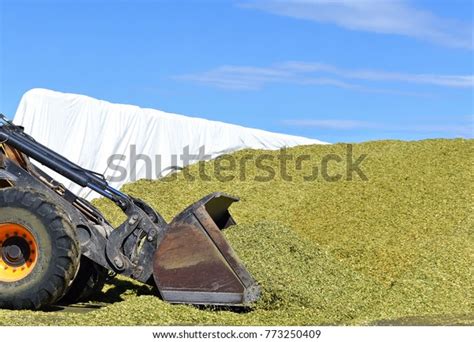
[59,256,108,304]
[0,187,80,310]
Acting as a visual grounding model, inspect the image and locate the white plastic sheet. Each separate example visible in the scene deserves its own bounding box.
[13,88,325,200]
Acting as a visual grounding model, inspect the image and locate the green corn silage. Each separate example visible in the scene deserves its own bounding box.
[1,139,472,325]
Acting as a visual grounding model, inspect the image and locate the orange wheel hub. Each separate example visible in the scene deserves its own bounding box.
[0,223,38,282]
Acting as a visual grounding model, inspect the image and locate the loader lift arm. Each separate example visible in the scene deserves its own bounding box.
[0,114,132,210]
[0,114,260,307]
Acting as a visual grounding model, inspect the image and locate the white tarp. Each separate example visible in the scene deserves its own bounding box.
[13,88,325,200]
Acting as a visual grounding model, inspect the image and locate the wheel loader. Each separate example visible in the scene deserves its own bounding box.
[0,114,260,310]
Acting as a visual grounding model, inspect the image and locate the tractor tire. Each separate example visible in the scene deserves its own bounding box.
[0,187,80,310]
[59,256,108,304]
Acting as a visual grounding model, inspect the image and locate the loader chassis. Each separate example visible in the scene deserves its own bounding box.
[0,115,260,309]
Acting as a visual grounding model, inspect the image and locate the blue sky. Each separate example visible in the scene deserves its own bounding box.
[0,0,472,142]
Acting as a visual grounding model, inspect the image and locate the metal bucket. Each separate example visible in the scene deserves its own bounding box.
[153,193,260,305]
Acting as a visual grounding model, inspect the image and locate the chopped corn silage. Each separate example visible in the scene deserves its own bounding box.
[1,139,472,325]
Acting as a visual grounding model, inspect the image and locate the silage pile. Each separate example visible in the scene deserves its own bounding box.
[1,139,472,325]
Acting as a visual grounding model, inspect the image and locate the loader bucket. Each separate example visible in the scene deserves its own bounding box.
[153,193,260,306]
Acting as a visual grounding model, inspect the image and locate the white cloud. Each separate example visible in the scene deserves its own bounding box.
[174,65,294,90]
[282,119,381,129]
[282,118,473,136]
[240,0,473,49]
[279,61,474,87]
[174,61,473,91]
